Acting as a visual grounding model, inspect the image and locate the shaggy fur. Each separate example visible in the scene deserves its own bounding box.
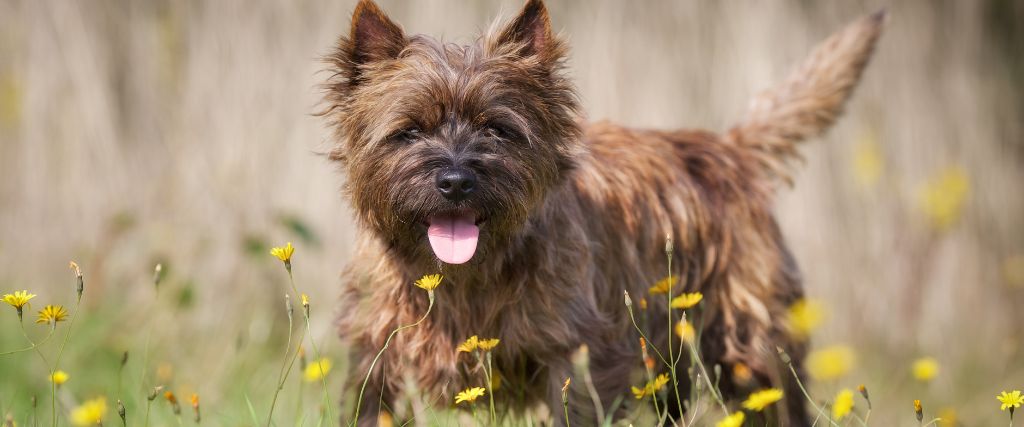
[321,1,883,425]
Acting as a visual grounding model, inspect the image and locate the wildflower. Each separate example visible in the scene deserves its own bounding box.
[832,389,854,421]
[852,132,883,188]
[414,274,443,291]
[70,261,83,300]
[733,363,753,384]
[997,390,1024,413]
[300,293,310,308]
[304,358,332,382]
[117,400,126,425]
[631,373,670,399]
[786,298,824,340]
[454,387,486,405]
[649,276,679,295]
[377,412,394,427]
[914,399,923,422]
[165,391,181,415]
[190,394,201,423]
[71,397,107,426]
[807,345,855,380]
[478,338,500,351]
[2,290,35,318]
[911,357,939,382]
[858,384,872,410]
[36,305,68,326]
[669,292,703,309]
[938,407,957,426]
[50,370,69,386]
[639,297,648,310]
[269,242,295,263]
[457,336,479,353]
[715,411,745,427]
[919,166,969,231]
[742,388,784,411]
[674,320,695,342]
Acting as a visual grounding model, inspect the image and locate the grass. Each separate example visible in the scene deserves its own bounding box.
[2,237,1022,426]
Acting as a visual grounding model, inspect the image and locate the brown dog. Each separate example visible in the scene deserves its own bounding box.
[322,1,883,425]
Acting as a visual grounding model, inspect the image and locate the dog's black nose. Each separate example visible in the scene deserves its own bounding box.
[435,168,477,202]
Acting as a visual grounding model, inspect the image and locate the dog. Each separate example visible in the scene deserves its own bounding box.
[322,1,883,425]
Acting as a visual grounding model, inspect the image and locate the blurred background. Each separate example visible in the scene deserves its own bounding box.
[1,0,1022,425]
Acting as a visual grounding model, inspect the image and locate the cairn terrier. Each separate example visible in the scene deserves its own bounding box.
[322,1,883,425]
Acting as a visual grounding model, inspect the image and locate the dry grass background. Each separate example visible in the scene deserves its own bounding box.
[1,0,1022,425]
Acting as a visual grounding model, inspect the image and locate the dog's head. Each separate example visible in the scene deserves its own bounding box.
[323,0,580,265]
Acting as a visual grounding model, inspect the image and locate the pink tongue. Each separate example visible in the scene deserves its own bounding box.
[427,214,480,264]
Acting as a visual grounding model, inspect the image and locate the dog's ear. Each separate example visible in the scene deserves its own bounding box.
[348,0,406,66]
[492,0,558,61]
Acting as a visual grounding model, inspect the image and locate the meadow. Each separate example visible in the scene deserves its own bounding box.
[1,0,1023,426]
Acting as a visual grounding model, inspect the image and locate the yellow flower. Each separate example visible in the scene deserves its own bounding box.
[732,363,753,383]
[832,389,854,420]
[457,336,479,353]
[300,293,310,308]
[997,390,1024,411]
[71,397,107,426]
[36,305,69,325]
[786,298,824,339]
[414,274,443,291]
[648,276,678,295]
[852,132,883,188]
[938,407,957,427]
[269,242,295,262]
[742,388,784,411]
[669,292,703,309]
[911,357,939,382]
[477,338,500,351]
[50,370,69,385]
[454,387,486,404]
[631,373,670,399]
[2,290,36,310]
[303,358,331,382]
[919,166,969,231]
[715,411,745,427]
[674,320,695,343]
[807,345,855,380]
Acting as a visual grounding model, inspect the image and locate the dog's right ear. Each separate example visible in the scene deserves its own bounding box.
[339,0,406,80]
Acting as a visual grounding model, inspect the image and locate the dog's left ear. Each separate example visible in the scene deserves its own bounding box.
[491,0,560,62]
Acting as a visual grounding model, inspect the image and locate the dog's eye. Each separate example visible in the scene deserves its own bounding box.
[391,127,421,142]
[485,124,515,140]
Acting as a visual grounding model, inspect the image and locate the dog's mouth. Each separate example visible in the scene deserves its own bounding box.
[425,212,484,264]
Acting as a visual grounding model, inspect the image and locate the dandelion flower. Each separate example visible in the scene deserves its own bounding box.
[648,276,678,295]
[2,290,36,313]
[454,387,486,405]
[457,336,479,353]
[832,389,854,421]
[807,345,855,380]
[304,358,332,382]
[631,373,670,399]
[919,166,969,231]
[477,338,500,351]
[715,411,745,427]
[414,274,443,291]
[36,305,69,325]
[743,388,784,411]
[786,298,824,339]
[669,292,703,309]
[997,390,1024,411]
[50,370,69,386]
[911,357,939,382]
[71,397,107,426]
[674,320,695,342]
[269,242,295,263]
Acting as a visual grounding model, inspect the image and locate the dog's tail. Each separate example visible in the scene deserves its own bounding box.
[725,11,886,183]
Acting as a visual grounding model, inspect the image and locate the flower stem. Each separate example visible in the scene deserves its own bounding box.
[287,270,336,425]
[353,295,435,424]
[51,297,82,427]
[267,295,297,427]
